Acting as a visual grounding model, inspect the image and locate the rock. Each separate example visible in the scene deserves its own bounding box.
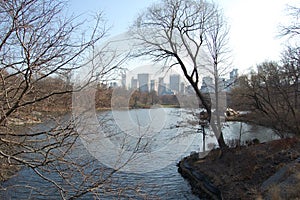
[178,158,223,200]
[260,157,300,199]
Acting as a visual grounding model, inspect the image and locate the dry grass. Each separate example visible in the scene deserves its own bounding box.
[185,137,300,199]
[269,185,281,200]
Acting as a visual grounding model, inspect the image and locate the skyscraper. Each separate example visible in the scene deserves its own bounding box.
[180,82,185,94]
[226,68,239,91]
[131,77,138,89]
[200,76,213,93]
[230,69,238,80]
[121,73,126,89]
[138,73,149,92]
[158,77,166,96]
[170,74,180,94]
[150,80,156,92]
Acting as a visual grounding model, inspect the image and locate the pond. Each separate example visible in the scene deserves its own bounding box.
[1,108,279,199]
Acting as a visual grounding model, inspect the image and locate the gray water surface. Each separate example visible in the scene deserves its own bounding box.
[1,108,279,199]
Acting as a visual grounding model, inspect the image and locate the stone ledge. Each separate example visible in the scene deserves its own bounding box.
[260,157,300,199]
[178,156,223,200]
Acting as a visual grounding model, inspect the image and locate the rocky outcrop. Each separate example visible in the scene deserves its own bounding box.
[260,157,300,199]
[178,154,223,200]
[178,138,300,199]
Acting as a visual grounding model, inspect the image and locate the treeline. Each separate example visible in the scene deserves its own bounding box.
[1,68,198,122]
[229,4,300,136]
[96,86,181,109]
[230,51,300,135]
[0,70,73,124]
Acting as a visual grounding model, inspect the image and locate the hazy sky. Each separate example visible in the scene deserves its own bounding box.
[68,0,300,73]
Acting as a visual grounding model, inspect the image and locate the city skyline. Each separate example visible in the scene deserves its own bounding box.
[129,73,183,95]
[114,68,239,95]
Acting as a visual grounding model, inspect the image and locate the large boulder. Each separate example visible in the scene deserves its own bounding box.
[260,157,300,199]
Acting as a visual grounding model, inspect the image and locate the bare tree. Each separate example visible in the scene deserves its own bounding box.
[280,5,300,39]
[231,61,300,136]
[131,0,229,149]
[229,4,300,136]
[0,0,146,199]
[203,6,231,149]
[0,0,107,123]
[233,6,300,137]
[281,46,300,110]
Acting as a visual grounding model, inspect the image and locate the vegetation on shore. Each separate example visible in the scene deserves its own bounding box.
[179,137,300,199]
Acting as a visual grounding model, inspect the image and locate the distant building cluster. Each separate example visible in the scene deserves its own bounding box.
[200,69,238,93]
[130,73,183,95]
[109,68,239,95]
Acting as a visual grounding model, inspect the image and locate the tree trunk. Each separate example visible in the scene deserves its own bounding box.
[217,132,227,149]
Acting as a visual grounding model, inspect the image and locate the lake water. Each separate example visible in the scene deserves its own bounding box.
[0,108,279,199]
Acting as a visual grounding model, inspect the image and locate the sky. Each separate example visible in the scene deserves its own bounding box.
[68,0,300,74]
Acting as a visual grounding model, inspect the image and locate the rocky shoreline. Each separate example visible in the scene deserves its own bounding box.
[178,138,300,199]
[178,155,223,200]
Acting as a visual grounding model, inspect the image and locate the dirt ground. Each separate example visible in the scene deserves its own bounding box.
[184,137,300,199]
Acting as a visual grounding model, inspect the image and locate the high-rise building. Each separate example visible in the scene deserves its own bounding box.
[131,77,138,89]
[180,82,185,94]
[150,79,156,92]
[230,69,238,80]
[138,73,149,92]
[225,68,239,91]
[109,82,118,88]
[158,77,166,96]
[170,74,180,94]
[200,76,213,93]
[186,85,195,95]
[121,73,126,89]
